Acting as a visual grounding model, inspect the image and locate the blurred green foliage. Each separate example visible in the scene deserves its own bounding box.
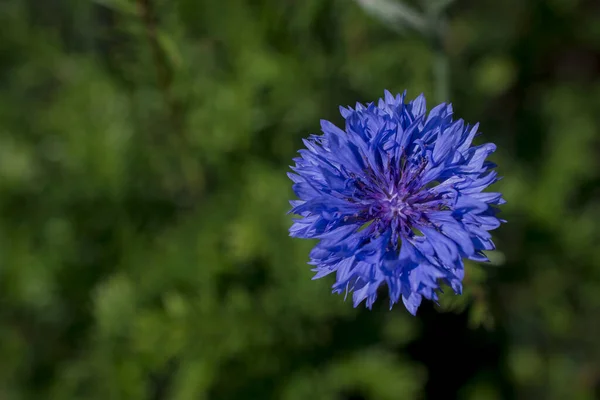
[0,0,599,399]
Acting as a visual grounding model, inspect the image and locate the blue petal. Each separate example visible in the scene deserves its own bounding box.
[402,292,423,315]
[289,90,504,314]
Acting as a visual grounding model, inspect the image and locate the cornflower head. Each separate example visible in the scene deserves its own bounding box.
[288,91,505,315]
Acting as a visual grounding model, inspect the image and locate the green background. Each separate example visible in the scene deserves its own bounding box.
[1,0,599,399]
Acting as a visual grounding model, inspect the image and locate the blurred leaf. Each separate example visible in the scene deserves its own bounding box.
[0,134,36,187]
[484,250,506,266]
[355,0,428,34]
[508,347,545,384]
[474,56,517,95]
[427,0,456,14]
[93,274,136,339]
[157,30,183,68]
[468,296,494,330]
[91,0,138,15]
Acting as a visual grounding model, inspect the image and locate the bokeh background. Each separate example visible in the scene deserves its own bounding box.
[1,0,599,399]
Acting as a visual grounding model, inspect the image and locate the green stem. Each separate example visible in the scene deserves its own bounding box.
[433,29,449,104]
[427,4,450,103]
[136,0,182,135]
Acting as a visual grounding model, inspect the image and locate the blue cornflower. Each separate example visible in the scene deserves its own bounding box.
[288,91,505,315]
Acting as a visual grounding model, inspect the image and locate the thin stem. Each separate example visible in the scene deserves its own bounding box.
[429,0,455,14]
[433,24,449,103]
[426,4,450,103]
[136,0,182,134]
[355,0,428,35]
[136,0,201,202]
